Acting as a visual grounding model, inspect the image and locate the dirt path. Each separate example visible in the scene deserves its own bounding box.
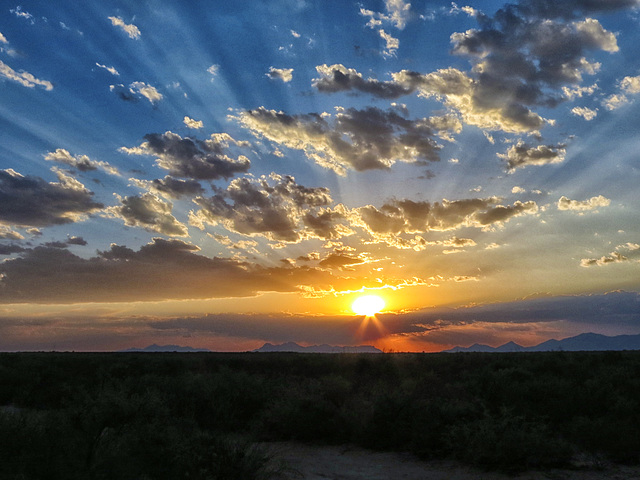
[262,442,640,480]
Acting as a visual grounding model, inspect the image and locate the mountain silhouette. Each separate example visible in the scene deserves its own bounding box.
[444,332,640,353]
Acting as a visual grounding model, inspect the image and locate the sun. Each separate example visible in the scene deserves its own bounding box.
[352,295,385,316]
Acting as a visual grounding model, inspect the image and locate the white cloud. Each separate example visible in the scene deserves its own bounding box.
[571,106,598,120]
[0,32,8,44]
[379,29,399,57]
[0,60,53,90]
[44,148,120,176]
[557,195,611,211]
[266,67,294,82]
[129,81,162,104]
[108,16,141,39]
[620,75,640,94]
[207,64,219,77]
[96,63,120,76]
[183,116,203,129]
[603,93,628,110]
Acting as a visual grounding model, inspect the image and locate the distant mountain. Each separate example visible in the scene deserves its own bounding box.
[444,333,640,353]
[254,342,382,353]
[121,344,211,353]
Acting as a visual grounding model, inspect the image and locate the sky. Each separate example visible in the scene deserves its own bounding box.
[1,0,639,352]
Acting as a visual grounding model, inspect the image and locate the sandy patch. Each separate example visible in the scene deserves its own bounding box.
[262,442,640,480]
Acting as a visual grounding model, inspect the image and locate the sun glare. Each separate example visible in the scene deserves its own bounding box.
[352,295,385,316]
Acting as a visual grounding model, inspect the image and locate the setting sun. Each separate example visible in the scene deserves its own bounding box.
[352,295,385,316]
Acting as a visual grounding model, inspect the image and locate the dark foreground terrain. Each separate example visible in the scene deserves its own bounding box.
[1,351,639,479]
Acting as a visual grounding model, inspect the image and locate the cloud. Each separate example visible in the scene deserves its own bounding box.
[0,32,8,44]
[191,173,350,242]
[105,193,189,237]
[120,131,250,180]
[498,141,566,170]
[571,106,597,120]
[131,175,204,199]
[360,0,412,30]
[0,237,347,304]
[313,64,413,98]
[352,3,626,133]
[110,82,162,104]
[379,29,399,57]
[580,242,640,267]
[234,106,457,175]
[108,16,141,39]
[355,196,538,246]
[10,6,34,23]
[128,81,162,103]
[602,75,640,110]
[207,64,220,77]
[183,116,203,129]
[266,67,293,82]
[0,60,53,90]
[620,75,640,94]
[0,168,102,227]
[44,148,120,176]
[557,195,610,211]
[0,226,24,240]
[95,63,120,76]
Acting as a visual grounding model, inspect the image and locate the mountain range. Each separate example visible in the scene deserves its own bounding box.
[444,332,640,353]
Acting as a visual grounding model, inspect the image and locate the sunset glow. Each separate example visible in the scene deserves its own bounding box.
[0,0,639,352]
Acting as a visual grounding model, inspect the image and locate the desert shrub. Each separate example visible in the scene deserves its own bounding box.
[446,409,572,472]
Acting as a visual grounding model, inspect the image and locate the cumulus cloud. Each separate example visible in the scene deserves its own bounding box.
[0,225,24,240]
[0,169,102,227]
[106,193,189,237]
[44,148,120,176]
[354,196,538,246]
[620,75,640,94]
[0,32,8,44]
[95,63,120,76]
[313,64,413,98]
[183,116,203,129]
[360,0,412,30]
[110,82,162,104]
[602,93,629,110]
[120,131,250,180]
[108,16,141,39]
[557,195,610,211]
[498,141,566,170]
[207,64,219,77]
[131,175,204,199]
[580,242,639,267]
[0,60,53,90]
[191,173,350,243]
[344,3,625,133]
[234,106,458,175]
[266,67,293,82]
[571,106,597,120]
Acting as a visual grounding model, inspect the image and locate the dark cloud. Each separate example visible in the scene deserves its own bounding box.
[44,149,120,176]
[0,244,25,255]
[313,64,412,98]
[357,196,538,238]
[67,236,87,246]
[499,141,566,170]
[120,131,250,180]
[132,175,205,199]
[0,169,103,227]
[192,174,346,242]
[0,238,339,303]
[106,193,189,237]
[235,106,455,175]
[312,2,632,134]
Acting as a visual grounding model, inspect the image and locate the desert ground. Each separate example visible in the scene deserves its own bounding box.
[264,442,640,480]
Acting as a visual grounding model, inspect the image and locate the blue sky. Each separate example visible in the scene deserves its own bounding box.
[1,0,639,351]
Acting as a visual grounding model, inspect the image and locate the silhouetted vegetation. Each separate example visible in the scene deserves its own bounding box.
[1,350,640,477]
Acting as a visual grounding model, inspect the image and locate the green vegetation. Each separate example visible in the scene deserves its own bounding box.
[1,350,639,477]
